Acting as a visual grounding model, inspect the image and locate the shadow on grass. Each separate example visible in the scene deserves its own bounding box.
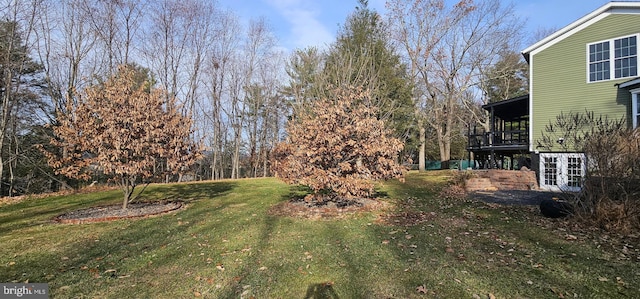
[0,193,239,296]
[0,191,122,236]
[0,181,237,236]
[138,181,237,203]
[304,283,339,299]
[369,172,638,298]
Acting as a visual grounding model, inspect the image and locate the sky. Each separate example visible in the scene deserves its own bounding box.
[217,0,613,52]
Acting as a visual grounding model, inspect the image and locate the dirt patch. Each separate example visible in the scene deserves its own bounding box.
[377,210,437,226]
[54,201,184,224]
[268,197,389,220]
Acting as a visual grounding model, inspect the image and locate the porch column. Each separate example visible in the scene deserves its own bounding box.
[490,106,495,168]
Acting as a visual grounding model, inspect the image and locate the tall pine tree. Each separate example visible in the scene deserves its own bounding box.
[323,0,413,141]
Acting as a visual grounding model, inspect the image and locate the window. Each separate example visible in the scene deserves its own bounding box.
[543,156,558,186]
[589,42,610,81]
[588,35,638,82]
[567,156,582,188]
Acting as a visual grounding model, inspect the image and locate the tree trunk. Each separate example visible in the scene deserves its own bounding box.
[121,176,135,210]
[211,150,217,180]
[0,155,3,196]
[419,126,426,172]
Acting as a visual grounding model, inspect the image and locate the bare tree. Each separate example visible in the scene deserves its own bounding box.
[203,9,241,180]
[78,0,146,74]
[387,0,524,168]
[242,18,280,178]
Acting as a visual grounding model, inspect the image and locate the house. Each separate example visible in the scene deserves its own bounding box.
[469,1,640,191]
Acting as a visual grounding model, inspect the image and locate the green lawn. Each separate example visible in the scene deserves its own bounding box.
[0,171,638,298]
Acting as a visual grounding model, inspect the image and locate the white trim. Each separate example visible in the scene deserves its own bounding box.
[529,13,610,57]
[523,2,640,57]
[528,55,534,152]
[631,87,640,128]
[634,92,638,128]
[619,77,640,88]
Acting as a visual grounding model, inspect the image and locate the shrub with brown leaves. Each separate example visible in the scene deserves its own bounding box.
[540,111,640,234]
[45,65,201,209]
[271,86,405,201]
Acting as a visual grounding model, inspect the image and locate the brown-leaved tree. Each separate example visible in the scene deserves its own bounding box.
[271,86,405,202]
[46,65,200,209]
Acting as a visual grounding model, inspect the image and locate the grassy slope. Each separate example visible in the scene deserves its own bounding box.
[0,172,638,298]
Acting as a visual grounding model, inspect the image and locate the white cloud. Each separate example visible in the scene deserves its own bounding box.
[266,0,335,50]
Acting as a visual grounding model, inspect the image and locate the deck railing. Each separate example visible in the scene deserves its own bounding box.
[468,128,528,149]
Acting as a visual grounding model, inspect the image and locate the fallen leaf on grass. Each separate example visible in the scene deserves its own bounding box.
[550,287,565,298]
[416,285,428,294]
[598,277,609,282]
[488,293,496,299]
[8,261,15,266]
[194,291,202,297]
[216,264,225,271]
[382,240,390,245]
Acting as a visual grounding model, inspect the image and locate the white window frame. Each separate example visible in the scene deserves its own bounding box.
[587,34,639,83]
[539,153,586,192]
[631,87,640,128]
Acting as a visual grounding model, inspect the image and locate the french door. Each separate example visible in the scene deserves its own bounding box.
[539,153,585,192]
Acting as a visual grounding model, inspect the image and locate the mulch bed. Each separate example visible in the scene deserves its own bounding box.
[268,197,390,220]
[54,201,184,224]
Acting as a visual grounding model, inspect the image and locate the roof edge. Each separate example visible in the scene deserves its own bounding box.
[522,1,640,57]
[481,94,529,110]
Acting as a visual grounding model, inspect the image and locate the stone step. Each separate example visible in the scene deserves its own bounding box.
[465,177,498,192]
[465,169,539,191]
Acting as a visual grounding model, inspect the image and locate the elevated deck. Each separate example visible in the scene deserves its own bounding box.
[467,95,531,169]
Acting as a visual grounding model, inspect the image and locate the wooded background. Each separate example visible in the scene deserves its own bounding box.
[0,0,532,196]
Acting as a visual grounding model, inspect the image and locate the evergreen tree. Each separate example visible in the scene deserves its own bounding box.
[481,51,528,103]
[281,47,326,118]
[0,20,51,196]
[323,0,413,140]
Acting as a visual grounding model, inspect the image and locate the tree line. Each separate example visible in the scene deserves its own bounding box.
[0,0,528,196]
